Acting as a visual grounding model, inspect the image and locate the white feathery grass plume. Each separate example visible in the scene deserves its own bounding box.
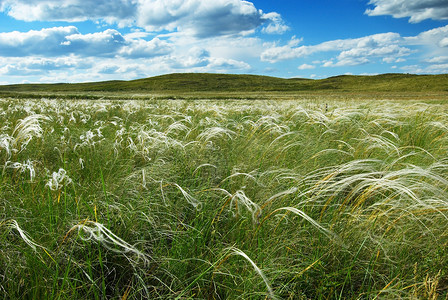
[290,105,310,119]
[197,127,236,142]
[6,160,36,181]
[141,168,148,189]
[128,126,186,158]
[267,131,297,149]
[69,220,150,265]
[268,207,334,238]
[263,187,298,207]
[3,219,48,252]
[331,108,366,124]
[258,168,301,184]
[75,128,104,150]
[192,163,218,176]
[46,168,72,191]
[359,131,401,156]
[227,247,276,299]
[221,171,259,185]
[245,114,288,136]
[306,110,331,129]
[298,159,448,217]
[79,158,84,169]
[368,117,404,130]
[113,126,126,156]
[310,148,354,160]
[165,120,191,135]
[0,134,13,158]
[173,183,202,210]
[230,190,261,223]
[69,111,77,123]
[11,114,51,153]
[426,120,448,132]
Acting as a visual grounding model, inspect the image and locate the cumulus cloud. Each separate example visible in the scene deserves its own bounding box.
[0,26,79,57]
[0,0,136,24]
[62,29,126,57]
[20,57,91,70]
[0,65,43,76]
[0,26,173,58]
[402,63,448,74]
[136,0,276,38]
[0,56,92,77]
[0,0,286,38]
[440,38,448,47]
[406,25,448,48]
[261,32,410,67]
[119,38,173,58]
[323,57,370,67]
[298,64,315,70]
[425,56,448,63]
[366,0,448,23]
[329,44,411,67]
[161,46,251,71]
[261,12,289,34]
[0,35,253,83]
[260,25,448,72]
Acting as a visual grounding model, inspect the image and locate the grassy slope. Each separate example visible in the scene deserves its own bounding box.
[1,73,448,98]
[2,98,448,299]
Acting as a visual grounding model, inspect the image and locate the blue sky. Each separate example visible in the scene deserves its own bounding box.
[0,0,447,84]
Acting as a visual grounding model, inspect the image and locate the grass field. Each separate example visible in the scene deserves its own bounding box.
[1,73,448,100]
[1,95,448,299]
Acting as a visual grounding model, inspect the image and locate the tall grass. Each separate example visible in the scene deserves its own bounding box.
[1,97,448,299]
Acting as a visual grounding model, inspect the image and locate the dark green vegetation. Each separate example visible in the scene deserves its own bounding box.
[1,98,448,299]
[1,73,448,99]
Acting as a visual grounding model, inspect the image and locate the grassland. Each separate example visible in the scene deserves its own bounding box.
[2,93,448,299]
[1,73,448,100]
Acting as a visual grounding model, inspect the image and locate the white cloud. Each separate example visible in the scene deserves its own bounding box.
[360,72,379,76]
[0,56,92,77]
[402,63,448,74]
[383,57,406,63]
[205,36,265,60]
[0,65,42,76]
[161,32,266,63]
[261,32,410,67]
[0,0,286,38]
[62,29,127,57]
[323,57,370,67]
[0,0,288,83]
[119,38,173,58]
[136,0,274,38]
[0,56,158,83]
[406,25,448,47]
[0,26,174,58]
[156,46,251,71]
[0,26,79,57]
[0,33,253,83]
[0,0,136,24]
[425,56,448,63]
[261,12,289,34]
[440,38,448,47]
[366,0,448,23]
[298,64,315,70]
[334,44,411,66]
[405,25,448,59]
[97,65,120,74]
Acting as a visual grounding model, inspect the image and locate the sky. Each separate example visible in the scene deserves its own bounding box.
[0,0,447,84]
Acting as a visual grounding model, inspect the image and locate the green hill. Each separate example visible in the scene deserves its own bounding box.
[1,73,447,98]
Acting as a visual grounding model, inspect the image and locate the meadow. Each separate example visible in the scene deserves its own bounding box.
[1,96,448,299]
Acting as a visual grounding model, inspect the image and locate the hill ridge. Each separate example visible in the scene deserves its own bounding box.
[1,73,447,96]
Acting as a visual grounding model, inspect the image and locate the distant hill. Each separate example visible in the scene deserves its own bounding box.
[1,73,447,98]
